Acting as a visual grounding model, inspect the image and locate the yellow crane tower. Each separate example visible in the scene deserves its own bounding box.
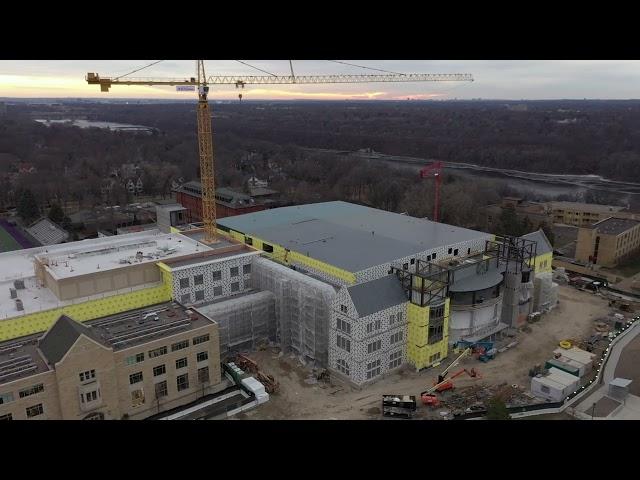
[87,61,473,244]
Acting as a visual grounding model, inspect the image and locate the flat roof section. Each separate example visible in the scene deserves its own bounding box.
[86,301,213,351]
[550,201,625,213]
[160,245,260,270]
[0,334,50,385]
[36,231,208,280]
[593,217,640,235]
[219,201,490,272]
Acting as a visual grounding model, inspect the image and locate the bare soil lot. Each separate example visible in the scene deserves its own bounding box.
[238,286,610,420]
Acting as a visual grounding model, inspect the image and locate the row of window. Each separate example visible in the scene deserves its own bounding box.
[137,367,210,406]
[178,265,251,289]
[334,349,403,380]
[366,359,381,380]
[180,283,243,304]
[1,383,44,406]
[366,319,381,334]
[337,312,404,334]
[367,340,382,354]
[389,350,403,369]
[127,334,209,365]
[337,335,351,353]
[390,331,403,344]
[129,351,208,385]
[336,318,351,334]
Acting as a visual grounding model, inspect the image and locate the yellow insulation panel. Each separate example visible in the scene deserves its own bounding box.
[406,299,450,370]
[0,265,174,342]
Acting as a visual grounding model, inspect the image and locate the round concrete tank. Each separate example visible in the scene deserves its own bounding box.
[448,268,504,344]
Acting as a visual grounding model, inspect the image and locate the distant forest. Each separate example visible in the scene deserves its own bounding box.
[2,99,640,232]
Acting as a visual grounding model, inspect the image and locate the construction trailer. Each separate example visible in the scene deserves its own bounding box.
[531,367,580,402]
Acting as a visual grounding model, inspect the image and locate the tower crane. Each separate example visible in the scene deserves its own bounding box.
[419,160,443,222]
[87,62,473,244]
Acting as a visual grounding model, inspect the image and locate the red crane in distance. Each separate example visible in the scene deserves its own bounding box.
[419,161,443,222]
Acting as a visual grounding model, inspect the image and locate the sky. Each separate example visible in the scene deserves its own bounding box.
[1,60,640,100]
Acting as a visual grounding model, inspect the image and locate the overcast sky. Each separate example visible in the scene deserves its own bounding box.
[1,60,639,100]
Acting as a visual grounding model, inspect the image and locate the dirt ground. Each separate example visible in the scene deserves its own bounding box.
[236,285,610,420]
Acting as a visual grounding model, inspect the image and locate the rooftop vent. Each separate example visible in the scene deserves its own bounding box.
[10,288,17,299]
[14,279,25,290]
[15,299,24,311]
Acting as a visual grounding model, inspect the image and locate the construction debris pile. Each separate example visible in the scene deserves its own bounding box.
[436,382,538,417]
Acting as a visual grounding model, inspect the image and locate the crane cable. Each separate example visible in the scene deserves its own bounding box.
[327,60,406,76]
[235,60,278,77]
[114,60,165,80]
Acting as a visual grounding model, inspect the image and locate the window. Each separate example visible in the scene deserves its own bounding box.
[194,274,203,286]
[19,384,44,398]
[149,346,167,358]
[432,253,436,260]
[397,311,403,323]
[26,404,44,418]
[429,352,441,364]
[177,373,189,391]
[231,282,240,292]
[454,249,459,256]
[390,331,403,344]
[448,248,452,254]
[79,370,96,382]
[366,359,381,380]
[181,293,191,304]
[410,258,415,265]
[131,389,145,407]
[0,392,14,405]
[403,262,409,270]
[541,385,550,394]
[195,290,205,301]
[389,313,396,325]
[171,339,189,352]
[243,264,251,274]
[340,304,348,314]
[176,357,188,369]
[155,380,168,399]
[336,359,350,376]
[428,323,444,344]
[193,334,210,345]
[153,364,166,377]
[467,248,471,254]
[336,318,351,334]
[198,367,210,384]
[0,413,12,421]
[366,320,381,334]
[245,236,253,246]
[336,335,351,352]
[389,350,403,369]
[212,270,222,281]
[367,340,382,354]
[81,390,99,403]
[230,267,239,277]
[213,286,223,296]
[129,372,143,384]
[125,352,145,365]
[197,351,209,362]
[179,278,190,289]
[262,243,274,253]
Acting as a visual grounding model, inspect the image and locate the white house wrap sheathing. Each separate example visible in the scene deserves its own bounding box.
[534,272,557,312]
[251,256,336,367]
[197,291,276,356]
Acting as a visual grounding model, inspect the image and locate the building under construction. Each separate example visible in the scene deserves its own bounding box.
[0,200,558,393]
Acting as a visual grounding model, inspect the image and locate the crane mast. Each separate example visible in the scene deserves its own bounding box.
[195,61,218,243]
[87,64,473,243]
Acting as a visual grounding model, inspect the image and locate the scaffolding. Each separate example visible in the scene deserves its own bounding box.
[197,291,276,357]
[251,257,336,367]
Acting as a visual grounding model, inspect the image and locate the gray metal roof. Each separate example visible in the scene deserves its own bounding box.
[26,218,68,246]
[39,315,94,366]
[219,202,490,272]
[522,229,553,256]
[594,217,640,235]
[449,269,504,293]
[347,275,407,317]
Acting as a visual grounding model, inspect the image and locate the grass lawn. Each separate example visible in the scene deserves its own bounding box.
[0,224,22,252]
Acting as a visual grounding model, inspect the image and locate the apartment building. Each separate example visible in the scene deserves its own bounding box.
[575,217,640,267]
[549,201,625,227]
[0,302,222,420]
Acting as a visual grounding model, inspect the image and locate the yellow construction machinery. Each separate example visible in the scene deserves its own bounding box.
[87,61,473,244]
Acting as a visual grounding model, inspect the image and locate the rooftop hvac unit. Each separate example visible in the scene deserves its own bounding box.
[15,299,24,311]
[10,288,17,299]
[14,279,25,290]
